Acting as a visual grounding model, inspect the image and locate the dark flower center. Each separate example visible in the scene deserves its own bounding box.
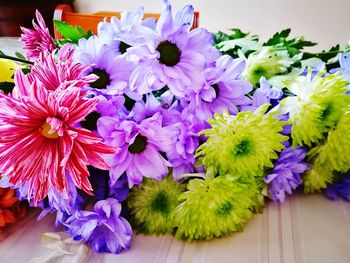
[150,191,171,215]
[128,134,148,154]
[216,201,233,217]
[90,68,111,89]
[252,66,267,79]
[211,83,220,98]
[156,40,181,67]
[162,103,170,109]
[81,111,101,131]
[320,102,334,122]
[233,138,253,157]
[119,41,131,54]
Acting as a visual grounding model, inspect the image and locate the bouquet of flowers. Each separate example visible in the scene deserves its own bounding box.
[0,0,349,254]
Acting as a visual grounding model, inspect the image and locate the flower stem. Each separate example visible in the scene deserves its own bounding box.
[0,54,33,65]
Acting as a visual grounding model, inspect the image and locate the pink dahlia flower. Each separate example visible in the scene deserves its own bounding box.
[0,80,117,204]
[20,10,56,61]
[30,44,94,91]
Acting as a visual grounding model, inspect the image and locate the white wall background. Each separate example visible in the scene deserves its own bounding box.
[75,0,350,50]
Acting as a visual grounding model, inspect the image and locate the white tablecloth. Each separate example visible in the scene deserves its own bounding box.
[1,193,350,263]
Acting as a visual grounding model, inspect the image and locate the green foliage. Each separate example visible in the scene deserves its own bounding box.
[214,28,317,59]
[54,20,93,45]
[213,29,260,58]
[15,52,26,60]
[213,28,251,44]
[264,28,317,56]
[0,82,15,94]
[303,45,340,62]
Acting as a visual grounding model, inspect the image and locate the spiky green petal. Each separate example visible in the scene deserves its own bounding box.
[304,112,350,192]
[174,175,258,240]
[242,48,298,86]
[317,112,350,172]
[279,71,349,147]
[196,104,287,177]
[127,176,186,234]
[303,166,333,193]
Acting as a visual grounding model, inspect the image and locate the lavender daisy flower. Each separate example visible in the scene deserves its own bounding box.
[65,198,132,254]
[330,53,350,83]
[131,92,181,125]
[167,108,205,179]
[300,59,326,79]
[121,0,220,97]
[38,174,83,224]
[109,174,130,202]
[97,113,176,187]
[241,77,283,112]
[190,55,252,120]
[98,6,156,56]
[326,173,350,201]
[264,144,309,202]
[74,36,134,96]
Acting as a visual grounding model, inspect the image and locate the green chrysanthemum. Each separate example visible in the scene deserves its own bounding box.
[127,176,186,234]
[304,112,350,192]
[279,71,349,147]
[303,166,333,193]
[174,175,259,240]
[242,48,298,86]
[196,104,287,177]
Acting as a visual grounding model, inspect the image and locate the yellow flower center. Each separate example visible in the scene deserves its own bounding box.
[41,122,59,139]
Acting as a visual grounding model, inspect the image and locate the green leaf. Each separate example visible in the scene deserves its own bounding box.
[54,20,93,44]
[0,81,15,94]
[264,29,291,46]
[263,29,317,57]
[15,52,26,60]
[21,68,31,75]
[0,50,5,56]
[303,45,340,62]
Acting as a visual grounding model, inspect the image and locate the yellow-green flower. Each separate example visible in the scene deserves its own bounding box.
[126,175,186,235]
[0,58,19,82]
[196,104,287,177]
[304,111,350,192]
[279,71,349,147]
[242,48,298,86]
[173,175,257,240]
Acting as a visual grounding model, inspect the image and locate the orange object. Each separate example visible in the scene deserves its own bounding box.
[53,4,199,39]
[0,187,26,228]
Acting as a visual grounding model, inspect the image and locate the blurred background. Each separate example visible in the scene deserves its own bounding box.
[1,0,349,50]
[0,0,73,36]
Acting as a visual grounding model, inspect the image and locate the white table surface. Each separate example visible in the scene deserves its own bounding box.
[1,193,350,263]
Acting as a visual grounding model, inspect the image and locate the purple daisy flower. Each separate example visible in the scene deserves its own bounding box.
[73,36,134,96]
[108,174,130,202]
[96,95,127,117]
[326,173,350,201]
[330,53,350,83]
[131,92,181,125]
[97,113,175,187]
[38,174,83,224]
[167,108,205,179]
[98,6,156,56]
[65,198,132,254]
[190,55,252,120]
[120,0,220,97]
[300,60,326,79]
[264,144,309,202]
[241,77,283,112]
